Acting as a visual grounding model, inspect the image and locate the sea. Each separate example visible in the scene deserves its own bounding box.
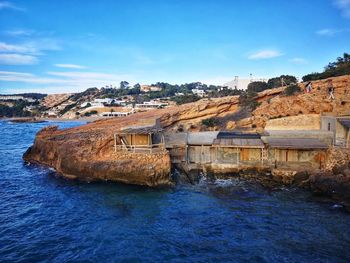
[0,120,350,263]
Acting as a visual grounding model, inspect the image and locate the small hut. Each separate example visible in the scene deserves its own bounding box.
[337,118,350,148]
[212,132,265,166]
[114,125,165,153]
[187,132,219,164]
[266,138,328,169]
[164,132,188,163]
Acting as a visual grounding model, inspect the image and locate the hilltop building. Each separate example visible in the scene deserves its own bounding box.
[192,89,206,97]
[140,85,162,92]
[224,76,268,90]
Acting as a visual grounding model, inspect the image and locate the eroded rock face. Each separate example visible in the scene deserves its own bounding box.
[308,148,350,210]
[252,75,350,129]
[23,75,350,190]
[23,122,172,187]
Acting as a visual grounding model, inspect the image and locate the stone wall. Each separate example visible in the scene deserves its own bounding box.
[265,114,321,130]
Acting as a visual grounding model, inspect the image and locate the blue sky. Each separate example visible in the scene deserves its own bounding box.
[0,0,349,94]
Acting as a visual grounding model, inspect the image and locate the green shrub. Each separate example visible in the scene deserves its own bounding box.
[202,117,220,127]
[84,110,98,117]
[302,53,350,81]
[239,91,259,110]
[284,84,301,96]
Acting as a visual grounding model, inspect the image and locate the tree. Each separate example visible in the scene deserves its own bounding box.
[302,53,350,81]
[171,94,201,105]
[247,81,268,93]
[284,84,301,96]
[120,81,129,89]
[133,83,141,89]
[267,75,297,89]
[239,91,259,110]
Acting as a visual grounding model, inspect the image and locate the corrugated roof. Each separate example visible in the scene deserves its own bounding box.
[217,131,261,139]
[119,125,163,134]
[213,138,264,148]
[187,131,219,145]
[338,118,350,128]
[164,132,188,147]
[267,138,328,149]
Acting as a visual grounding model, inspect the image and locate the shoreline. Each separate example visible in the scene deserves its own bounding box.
[0,116,102,123]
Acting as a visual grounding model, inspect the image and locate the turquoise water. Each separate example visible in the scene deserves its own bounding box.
[0,120,350,262]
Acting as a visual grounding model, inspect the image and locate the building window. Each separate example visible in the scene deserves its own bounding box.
[328,123,331,131]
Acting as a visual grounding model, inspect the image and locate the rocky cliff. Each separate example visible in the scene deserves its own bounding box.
[309,148,350,210]
[23,75,350,188]
[23,121,172,187]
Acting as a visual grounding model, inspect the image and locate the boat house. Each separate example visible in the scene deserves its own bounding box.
[114,125,165,153]
[212,132,266,166]
[336,118,350,148]
[265,138,328,169]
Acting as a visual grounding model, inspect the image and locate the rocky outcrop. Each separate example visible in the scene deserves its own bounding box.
[23,121,172,187]
[159,75,350,132]
[23,75,350,191]
[252,75,350,129]
[308,148,350,210]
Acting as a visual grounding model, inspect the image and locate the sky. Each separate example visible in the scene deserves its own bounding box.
[0,0,349,94]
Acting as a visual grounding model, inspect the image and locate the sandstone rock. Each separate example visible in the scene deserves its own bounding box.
[226,121,236,130]
[23,120,172,187]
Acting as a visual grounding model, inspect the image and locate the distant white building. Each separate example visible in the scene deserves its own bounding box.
[192,88,206,97]
[81,98,116,108]
[0,95,35,102]
[94,98,114,104]
[135,100,168,109]
[224,76,268,90]
[100,111,134,117]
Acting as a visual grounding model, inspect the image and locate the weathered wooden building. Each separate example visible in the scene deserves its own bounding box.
[164,132,188,163]
[266,138,327,169]
[164,130,331,170]
[187,132,219,164]
[114,125,165,153]
[336,118,350,148]
[212,132,265,166]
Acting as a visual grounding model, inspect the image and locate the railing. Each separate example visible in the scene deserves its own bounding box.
[114,143,166,154]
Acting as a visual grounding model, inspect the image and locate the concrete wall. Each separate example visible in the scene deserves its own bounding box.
[265,114,321,130]
[263,130,334,146]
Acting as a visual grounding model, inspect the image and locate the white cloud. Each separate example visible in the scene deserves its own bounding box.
[0,42,36,54]
[289,57,308,64]
[0,70,135,93]
[334,0,350,18]
[0,39,61,65]
[54,63,87,69]
[316,28,341,36]
[0,54,38,65]
[0,1,25,11]
[248,49,283,60]
[4,29,34,36]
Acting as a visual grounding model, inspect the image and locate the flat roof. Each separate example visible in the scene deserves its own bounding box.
[119,125,163,134]
[267,138,328,149]
[187,131,219,145]
[164,132,188,147]
[217,131,261,139]
[338,118,350,128]
[213,138,264,148]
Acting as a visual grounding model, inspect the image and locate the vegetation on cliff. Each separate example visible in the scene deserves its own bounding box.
[0,100,35,118]
[302,53,350,81]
